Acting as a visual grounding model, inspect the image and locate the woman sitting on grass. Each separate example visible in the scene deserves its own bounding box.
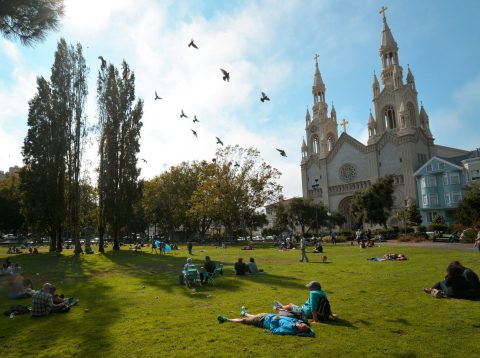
[424,261,480,299]
[247,258,263,275]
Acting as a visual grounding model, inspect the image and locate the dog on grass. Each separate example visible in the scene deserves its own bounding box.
[322,255,327,263]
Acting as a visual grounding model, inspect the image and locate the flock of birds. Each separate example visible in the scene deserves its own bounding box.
[100,38,288,163]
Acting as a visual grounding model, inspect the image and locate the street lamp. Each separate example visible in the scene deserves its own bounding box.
[312,179,320,235]
[327,211,332,234]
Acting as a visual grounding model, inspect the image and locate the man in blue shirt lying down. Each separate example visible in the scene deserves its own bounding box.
[217,311,314,337]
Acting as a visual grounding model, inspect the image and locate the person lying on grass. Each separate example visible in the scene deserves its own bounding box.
[424,261,480,299]
[273,281,326,323]
[8,274,34,299]
[217,309,314,337]
[367,253,407,261]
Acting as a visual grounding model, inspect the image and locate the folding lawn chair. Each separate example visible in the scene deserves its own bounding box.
[207,263,224,286]
[183,268,201,288]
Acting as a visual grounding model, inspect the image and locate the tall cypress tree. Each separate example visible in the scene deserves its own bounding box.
[97,60,143,251]
[21,39,88,252]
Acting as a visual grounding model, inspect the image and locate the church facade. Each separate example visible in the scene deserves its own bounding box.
[300,11,468,228]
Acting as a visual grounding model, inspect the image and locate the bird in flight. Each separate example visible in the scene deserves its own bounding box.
[180,110,188,118]
[212,158,216,163]
[260,92,270,102]
[220,69,230,82]
[154,91,162,100]
[191,129,198,138]
[141,158,147,163]
[216,137,224,146]
[98,56,106,67]
[276,148,287,157]
[188,39,199,49]
[193,115,199,123]
[234,162,240,168]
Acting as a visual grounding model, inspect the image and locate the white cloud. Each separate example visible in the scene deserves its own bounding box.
[430,74,480,150]
[0,40,38,171]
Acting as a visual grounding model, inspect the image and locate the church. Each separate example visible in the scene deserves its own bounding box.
[300,9,469,228]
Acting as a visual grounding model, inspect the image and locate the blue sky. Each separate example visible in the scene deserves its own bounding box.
[1,0,479,198]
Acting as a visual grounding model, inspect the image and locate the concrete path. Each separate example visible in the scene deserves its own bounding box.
[378,241,479,251]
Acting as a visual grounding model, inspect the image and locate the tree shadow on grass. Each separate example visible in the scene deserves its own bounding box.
[102,251,309,299]
[102,251,244,296]
[1,254,120,357]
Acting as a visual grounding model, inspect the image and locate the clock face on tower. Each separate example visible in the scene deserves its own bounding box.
[310,125,318,133]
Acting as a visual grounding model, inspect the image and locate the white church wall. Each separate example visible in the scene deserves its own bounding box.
[327,142,370,186]
[378,142,402,177]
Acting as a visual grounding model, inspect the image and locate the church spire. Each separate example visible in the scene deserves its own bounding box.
[312,54,326,103]
[305,106,311,125]
[330,102,336,121]
[406,64,416,91]
[380,6,398,52]
[378,6,402,89]
[372,70,380,98]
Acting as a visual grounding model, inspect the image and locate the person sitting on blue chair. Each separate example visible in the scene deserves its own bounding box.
[201,256,216,284]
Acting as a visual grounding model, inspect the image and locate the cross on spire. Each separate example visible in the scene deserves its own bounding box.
[341,118,349,134]
[379,5,388,20]
[314,53,319,64]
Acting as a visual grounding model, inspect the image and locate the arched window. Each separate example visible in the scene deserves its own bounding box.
[407,103,416,127]
[326,133,335,152]
[368,128,373,137]
[383,105,396,129]
[312,135,319,154]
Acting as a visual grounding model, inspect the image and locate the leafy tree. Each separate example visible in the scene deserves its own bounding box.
[272,202,294,234]
[97,59,143,251]
[0,172,24,233]
[51,39,88,253]
[429,214,448,232]
[189,146,282,239]
[350,175,394,228]
[21,39,88,252]
[21,76,57,250]
[143,161,207,241]
[0,0,64,46]
[407,204,423,226]
[245,211,268,239]
[455,181,480,226]
[287,197,327,235]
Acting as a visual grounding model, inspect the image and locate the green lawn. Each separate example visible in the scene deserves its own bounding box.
[1,243,479,358]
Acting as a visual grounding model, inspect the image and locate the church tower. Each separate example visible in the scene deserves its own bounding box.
[369,8,433,143]
[302,56,338,161]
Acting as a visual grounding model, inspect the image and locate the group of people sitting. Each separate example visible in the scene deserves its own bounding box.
[217,280,331,336]
[1,258,22,276]
[234,257,263,275]
[180,256,223,285]
[6,247,23,254]
[424,261,480,299]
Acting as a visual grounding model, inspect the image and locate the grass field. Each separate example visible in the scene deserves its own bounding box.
[1,243,479,358]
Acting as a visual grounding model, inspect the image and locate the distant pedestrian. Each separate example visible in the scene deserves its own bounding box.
[187,241,193,255]
[331,231,337,245]
[475,226,480,252]
[300,237,309,263]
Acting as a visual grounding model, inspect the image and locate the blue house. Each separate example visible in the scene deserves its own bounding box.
[413,156,465,225]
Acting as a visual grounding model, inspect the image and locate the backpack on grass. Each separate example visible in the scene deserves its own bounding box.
[316,297,332,321]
